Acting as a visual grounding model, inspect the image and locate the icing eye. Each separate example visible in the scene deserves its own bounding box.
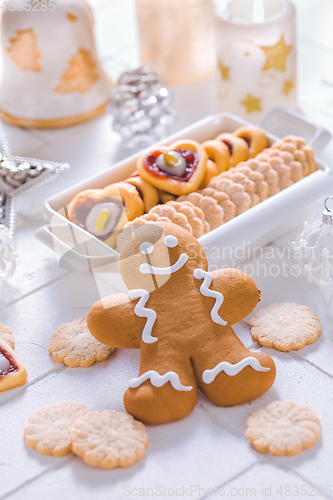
[164,235,178,248]
[140,242,154,255]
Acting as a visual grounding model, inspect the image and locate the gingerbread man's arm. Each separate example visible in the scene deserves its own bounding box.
[208,268,260,325]
[87,293,144,349]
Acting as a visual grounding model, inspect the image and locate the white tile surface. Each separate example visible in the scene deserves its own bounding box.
[1,0,333,499]
[200,348,333,487]
[215,462,325,500]
[2,405,259,500]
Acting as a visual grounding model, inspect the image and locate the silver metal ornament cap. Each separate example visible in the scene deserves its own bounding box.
[322,197,333,225]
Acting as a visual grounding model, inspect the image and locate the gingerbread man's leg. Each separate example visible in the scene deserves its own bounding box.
[124,343,198,425]
[191,324,276,406]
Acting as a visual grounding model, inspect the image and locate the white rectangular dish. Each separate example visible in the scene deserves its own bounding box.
[36,108,332,273]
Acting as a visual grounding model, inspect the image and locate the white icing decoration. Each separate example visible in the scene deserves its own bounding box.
[156,151,187,177]
[202,357,271,384]
[140,253,188,275]
[0,352,11,375]
[129,370,193,392]
[128,289,158,344]
[193,269,228,326]
[164,235,178,248]
[140,242,154,255]
[86,202,119,237]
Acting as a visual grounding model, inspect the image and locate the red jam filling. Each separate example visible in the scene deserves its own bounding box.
[239,135,251,148]
[144,148,199,182]
[221,140,233,156]
[0,346,17,377]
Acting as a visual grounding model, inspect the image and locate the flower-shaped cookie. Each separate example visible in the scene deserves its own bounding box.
[71,409,149,468]
[49,318,115,367]
[67,182,144,248]
[24,402,90,457]
[249,302,322,351]
[246,400,321,456]
[137,139,207,196]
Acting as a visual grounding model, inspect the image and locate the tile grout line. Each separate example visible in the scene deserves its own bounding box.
[198,462,262,500]
[5,270,74,308]
[0,455,78,500]
[198,405,333,499]
[0,365,67,408]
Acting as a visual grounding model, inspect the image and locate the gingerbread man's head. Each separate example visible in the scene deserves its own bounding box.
[119,221,208,293]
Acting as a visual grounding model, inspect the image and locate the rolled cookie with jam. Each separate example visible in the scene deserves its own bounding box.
[137,139,207,196]
[215,133,249,168]
[67,182,144,248]
[233,126,268,159]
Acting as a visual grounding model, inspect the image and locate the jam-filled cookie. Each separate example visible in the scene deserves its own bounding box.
[215,133,249,168]
[125,172,159,212]
[67,182,144,248]
[137,139,207,196]
[233,126,268,158]
[0,339,27,392]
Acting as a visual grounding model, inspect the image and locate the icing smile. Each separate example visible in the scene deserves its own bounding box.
[140,253,188,275]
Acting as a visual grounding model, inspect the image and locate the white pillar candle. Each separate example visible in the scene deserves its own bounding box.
[216,0,297,120]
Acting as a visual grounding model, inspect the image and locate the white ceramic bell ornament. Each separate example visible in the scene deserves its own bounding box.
[0,0,111,128]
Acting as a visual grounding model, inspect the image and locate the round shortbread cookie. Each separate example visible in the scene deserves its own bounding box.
[24,402,90,457]
[0,322,15,349]
[49,318,115,367]
[249,302,322,351]
[246,400,321,456]
[71,409,149,469]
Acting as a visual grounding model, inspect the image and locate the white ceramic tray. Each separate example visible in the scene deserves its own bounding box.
[35,107,332,273]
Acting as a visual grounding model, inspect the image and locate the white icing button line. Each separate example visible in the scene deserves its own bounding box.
[193,269,227,326]
[164,235,178,248]
[129,370,193,392]
[202,357,271,384]
[140,242,154,255]
[128,289,158,344]
[140,253,188,275]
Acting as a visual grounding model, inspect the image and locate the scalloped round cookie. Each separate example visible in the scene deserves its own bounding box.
[249,302,322,351]
[24,402,90,457]
[49,318,115,367]
[246,400,321,456]
[71,409,149,468]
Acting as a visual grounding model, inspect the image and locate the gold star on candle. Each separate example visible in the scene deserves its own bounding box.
[282,79,294,96]
[218,61,231,81]
[260,35,293,72]
[241,94,262,113]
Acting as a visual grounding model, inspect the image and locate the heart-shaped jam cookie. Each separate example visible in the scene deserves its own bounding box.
[67,182,144,248]
[137,139,207,196]
[0,339,27,392]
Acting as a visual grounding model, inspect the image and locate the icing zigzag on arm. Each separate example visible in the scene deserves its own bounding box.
[202,357,270,384]
[193,269,228,326]
[129,370,193,392]
[128,289,158,344]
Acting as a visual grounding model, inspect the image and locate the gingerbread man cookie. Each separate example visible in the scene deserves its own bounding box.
[88,221,276,425]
